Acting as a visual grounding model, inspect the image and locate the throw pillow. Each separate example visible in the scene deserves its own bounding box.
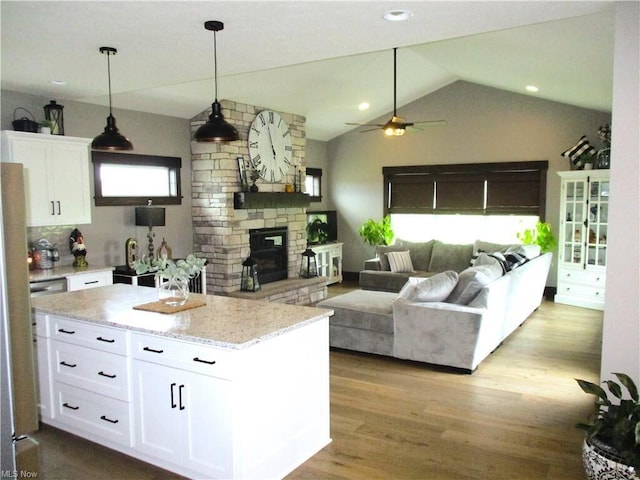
[396,271,459,302]
[507,244,541,260]
[446,265,502,305]
[561,135,597,165]
[375,243,405,271]
[387,251,414,273]
[428,241,474,273]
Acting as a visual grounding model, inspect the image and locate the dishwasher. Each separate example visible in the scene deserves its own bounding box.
[29,278,67,297]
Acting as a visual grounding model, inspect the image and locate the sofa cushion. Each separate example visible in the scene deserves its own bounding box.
[401,239,435,271]
[507,244,541,260]
[375,243,405,271]
[387,251,414,273]
[317,290,396,334]
[359,270,432,293]
[446,265,502,305]
[473,239,519,254]
[428,241,474,273]
[396,271,459,302]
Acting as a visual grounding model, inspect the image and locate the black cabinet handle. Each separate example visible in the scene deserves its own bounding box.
[50,201,55,216]
[193,357,216,365]
[100,415,119,424]
[60,361,77,368]
[96,336,115,343]
[179,384,185,411]
[170,382,177,409]
[143,346,164,354]
[58,328,75,335]
[63,403,79,410]
[56,201,61,215]
[98,371,116,379]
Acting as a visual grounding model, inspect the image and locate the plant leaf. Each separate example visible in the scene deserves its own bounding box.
[577,378,610,403]
[614,372,639,402]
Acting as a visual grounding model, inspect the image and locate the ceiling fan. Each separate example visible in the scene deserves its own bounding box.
[346,47,447,136]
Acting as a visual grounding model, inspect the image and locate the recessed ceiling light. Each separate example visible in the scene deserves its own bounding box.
[383,9,413,22]
[51,80,67,86]
[526,85,539,92]
[358,102,370,111]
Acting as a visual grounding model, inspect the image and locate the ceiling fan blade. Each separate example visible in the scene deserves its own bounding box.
[358,127,383,133]
[411,120,448,127]
[345,122,385,127]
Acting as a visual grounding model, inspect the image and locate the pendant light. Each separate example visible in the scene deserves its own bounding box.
[92,46,133,151]
[195,20,239,143]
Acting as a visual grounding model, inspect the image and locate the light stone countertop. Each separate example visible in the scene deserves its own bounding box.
[31,284,334,350]
[29,264,114,283]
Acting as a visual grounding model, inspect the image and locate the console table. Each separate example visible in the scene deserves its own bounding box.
[310,242,343,285]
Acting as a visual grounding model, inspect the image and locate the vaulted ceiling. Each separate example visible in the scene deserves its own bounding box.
[1,1,614,141]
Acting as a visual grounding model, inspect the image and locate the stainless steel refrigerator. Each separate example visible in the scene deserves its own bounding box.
[1,163,40,477]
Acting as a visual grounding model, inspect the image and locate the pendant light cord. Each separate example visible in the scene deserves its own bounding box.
[213,29,218,102]
[107,50,113,116]
[392,47,397,117]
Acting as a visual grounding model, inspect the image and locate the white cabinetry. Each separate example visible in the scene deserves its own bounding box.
[1,131,91,226]
[310,242,343,284]
[132,333,233,478]
[555,170,609,310]
[66,270,113,291]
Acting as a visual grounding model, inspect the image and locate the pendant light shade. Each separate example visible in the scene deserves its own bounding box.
[195,20,239,143]
[92,46,133,151]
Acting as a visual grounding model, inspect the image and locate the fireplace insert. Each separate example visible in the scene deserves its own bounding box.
[249,227,288,284]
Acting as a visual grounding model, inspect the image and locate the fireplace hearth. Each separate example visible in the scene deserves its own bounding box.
[249,227,288,285]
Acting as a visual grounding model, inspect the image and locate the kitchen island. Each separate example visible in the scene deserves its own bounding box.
[32,284,333,479]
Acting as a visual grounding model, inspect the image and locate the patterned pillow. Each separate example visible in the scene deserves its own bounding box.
[387,251,414,273]
[561,135,597,165]
[375,243,405,271]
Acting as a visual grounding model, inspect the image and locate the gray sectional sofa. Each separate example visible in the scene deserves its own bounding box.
[319,239,552,372]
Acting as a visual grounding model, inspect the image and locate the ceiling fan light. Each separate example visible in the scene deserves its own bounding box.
[194,100,239,143]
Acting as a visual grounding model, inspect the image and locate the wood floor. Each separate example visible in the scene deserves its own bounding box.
[33,283,603,480]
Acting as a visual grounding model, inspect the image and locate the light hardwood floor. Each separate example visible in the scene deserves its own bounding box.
[33,284,602,480]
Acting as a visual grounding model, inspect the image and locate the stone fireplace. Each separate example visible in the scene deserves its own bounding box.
[190,100,314,298]
[250,227,288,284]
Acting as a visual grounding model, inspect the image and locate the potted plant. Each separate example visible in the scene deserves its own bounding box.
[517,221,557,253]
[39,119,54,134]
[307,217,329,244]
[133,254,206,306]
[576,373,640,479]
[358,215,394,247]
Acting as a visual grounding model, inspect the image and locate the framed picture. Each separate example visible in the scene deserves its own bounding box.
[237,156,249,191]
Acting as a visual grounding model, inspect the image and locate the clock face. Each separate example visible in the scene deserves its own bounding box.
[248,110,293,183]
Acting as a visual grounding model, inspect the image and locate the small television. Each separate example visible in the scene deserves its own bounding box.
[306,210,338,244]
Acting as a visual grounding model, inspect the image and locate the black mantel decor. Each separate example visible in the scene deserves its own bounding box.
[233,192,310,209]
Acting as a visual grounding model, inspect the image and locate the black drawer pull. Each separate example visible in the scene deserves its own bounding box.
[63,403,79,410]
[100,415,119,424]
[58,328,75,335]
[60,361,77,368]
[143,346,164,354]
[193,357,216,365]
[84,280,99,285]
[98,371,116,379]
[179,384,185,410]
[170,382,177,409]
[96,336,115,343]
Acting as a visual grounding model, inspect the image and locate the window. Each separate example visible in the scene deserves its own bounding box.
[305,167,322,202]
[383,161,547,217]
[92,152,182,206]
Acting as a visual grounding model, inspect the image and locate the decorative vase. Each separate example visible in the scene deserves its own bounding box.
[250,182,259,193]
[158,278,189,307]
[72,255,88,268]
[583,438,639,480]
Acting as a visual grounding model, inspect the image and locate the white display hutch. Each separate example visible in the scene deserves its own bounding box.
[555,170,609,310]
[310,242,343,285]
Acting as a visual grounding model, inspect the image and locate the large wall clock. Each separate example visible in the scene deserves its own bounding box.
[248,110,292,183]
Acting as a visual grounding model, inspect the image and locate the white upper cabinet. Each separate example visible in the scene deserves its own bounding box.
[1,131,92,226]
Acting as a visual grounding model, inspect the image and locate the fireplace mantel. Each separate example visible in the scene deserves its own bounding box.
[234,192,310,209]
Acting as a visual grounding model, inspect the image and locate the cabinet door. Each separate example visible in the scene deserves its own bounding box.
[182,371,233,478]
[133,360,181,462]
[586,178,609,268]
[49,142,91,225]
[10,138,56,226]
[560,178,587,266]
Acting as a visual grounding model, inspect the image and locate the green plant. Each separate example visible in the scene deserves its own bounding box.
[358,215,394,246]
[517,221,557,253]
[133,254,206,283]
[576,373,640,471]
[307,218,329,244]
[40,119,54,128]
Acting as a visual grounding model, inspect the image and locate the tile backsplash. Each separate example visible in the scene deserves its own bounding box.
[28,225,76,266]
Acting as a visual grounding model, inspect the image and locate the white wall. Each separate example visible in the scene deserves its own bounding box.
[327,80,611,278]
[1,90,193,265]
[600,2,640,385]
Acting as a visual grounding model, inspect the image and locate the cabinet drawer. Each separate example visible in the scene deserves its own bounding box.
[66,270,113,291]
[51,316,130,355]
[558,268,606,286]
[132,333,234,379]
[54,382,133,447]
[557,281,605,300]
[52,341,131,401]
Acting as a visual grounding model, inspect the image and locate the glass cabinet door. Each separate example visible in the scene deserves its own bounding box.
[562,179,586,265]
[587,179,608,267]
